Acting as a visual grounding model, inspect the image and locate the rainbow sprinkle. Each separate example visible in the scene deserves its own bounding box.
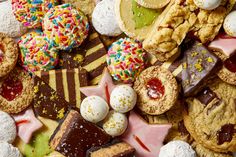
[107,38,147,83]
[42,4,89,51]
[18,31,59,72]
[12,0,58,28]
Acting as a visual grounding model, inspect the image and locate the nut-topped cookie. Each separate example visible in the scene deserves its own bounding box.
[0,33,18,78]
[0,67,34,114]
[134,66,178,115]
[183,78,236,153]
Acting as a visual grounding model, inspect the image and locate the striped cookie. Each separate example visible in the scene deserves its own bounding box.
[60,28,107,85]
[34,68,88,108]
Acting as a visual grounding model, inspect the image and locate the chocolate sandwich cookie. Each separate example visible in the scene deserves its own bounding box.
[181,40,220,97]
[0,67,34,114]
[60,28,107,85]
[183,79,236,153]
[50,110,111,157]
[33,75,71,121]
[34,68,88,108]
[134,66,178,115]
[0,33,18,78]
[86,140,135,157]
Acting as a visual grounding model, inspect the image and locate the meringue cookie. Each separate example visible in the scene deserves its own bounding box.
[80,96,109,123]
[224,11,236,37]
[92,0,122,36]
[102,111,128,136]
[110,85,137,113]
[0,111,17,143]
[193,0,221,10]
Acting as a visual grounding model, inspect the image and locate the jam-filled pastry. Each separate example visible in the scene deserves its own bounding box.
[0,67,34,114]
[134,66,178,115]
[183,78,236,153]
[0,33,18,78]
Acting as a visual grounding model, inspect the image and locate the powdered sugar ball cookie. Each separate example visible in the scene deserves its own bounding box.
[193,0,221,10]
[92,0,122,36]
[159,141,196,157]
[0,0,27,38]
[224,11,236,37]
[0,111,17,143]
[0,141,22,157]
[43,4,89,50]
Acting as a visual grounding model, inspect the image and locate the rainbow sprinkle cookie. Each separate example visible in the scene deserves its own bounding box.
[107,38,147,83]
[12,0,58,28]
[18,31,59,72]
[42,3,89,51]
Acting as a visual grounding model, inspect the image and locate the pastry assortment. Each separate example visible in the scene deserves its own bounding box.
[0,0,236,157]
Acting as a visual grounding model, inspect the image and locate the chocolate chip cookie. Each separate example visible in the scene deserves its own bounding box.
[192,142,233,157]
[134,66,178,115]
[0,67,34,114]
[183,78,236,153]
[0,33,18,78]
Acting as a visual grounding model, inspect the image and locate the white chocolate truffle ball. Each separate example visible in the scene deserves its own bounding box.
[92,0,122,36]
[224,11,236,37]
[193,0,221,10]
[102,111,128,136]
[159,141,196,157]
[80,96,109,123]
[0,111,17,143]
[0,141,22,157]
[110,85,137,113]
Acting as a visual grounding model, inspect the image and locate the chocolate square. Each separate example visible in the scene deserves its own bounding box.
[50,110,111,157]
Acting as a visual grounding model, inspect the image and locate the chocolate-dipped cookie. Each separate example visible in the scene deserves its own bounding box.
[50,110,111,157]
[181,40,220,97]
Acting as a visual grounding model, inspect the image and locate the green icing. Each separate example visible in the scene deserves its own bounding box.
[132,0,161,29]
[24,133,52,157]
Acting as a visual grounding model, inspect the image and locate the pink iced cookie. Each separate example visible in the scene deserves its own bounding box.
[122,111,172,157]
[13,108,43,143]
[208,34,236,57]
[80,67,117,102]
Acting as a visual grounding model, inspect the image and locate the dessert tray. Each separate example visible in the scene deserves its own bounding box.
[0,0,236,156]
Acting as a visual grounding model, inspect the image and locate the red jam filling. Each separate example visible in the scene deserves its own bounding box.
[0,77,23,101]
[224,52,236,73]
[146,78,165,99]
[0,44,4,63]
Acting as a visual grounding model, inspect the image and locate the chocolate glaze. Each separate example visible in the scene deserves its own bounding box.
[33,76,70,121]
[181,40,220,97]
[50,110,111,157]
[217,124,236,145]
